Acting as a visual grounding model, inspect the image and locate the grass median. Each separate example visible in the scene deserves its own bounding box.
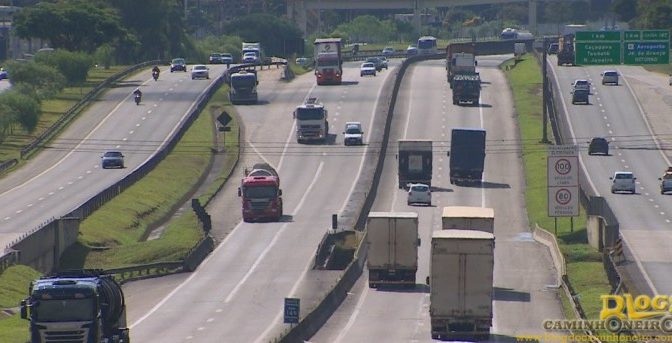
[502,55,611,324]
[0,75,240,342]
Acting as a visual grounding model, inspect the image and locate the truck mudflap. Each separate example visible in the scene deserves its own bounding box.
[368,269,417,288]
[430,317,491,341]
[449,171,482,185]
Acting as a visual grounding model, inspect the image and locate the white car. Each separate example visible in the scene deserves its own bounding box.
[191,65,209,80]
[360,62,376,77]
[610,171,636,194]
[407,183,431,205]
[343,122,363,145]
[243,52,257,64]
[572,79,591,92]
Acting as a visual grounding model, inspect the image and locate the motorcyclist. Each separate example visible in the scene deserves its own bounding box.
[133,88,142,104]
[152,65,160,75]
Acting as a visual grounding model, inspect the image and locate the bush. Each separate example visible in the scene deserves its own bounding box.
[0,90,41,136]
[6,61,66,100]
[34,49,93,85]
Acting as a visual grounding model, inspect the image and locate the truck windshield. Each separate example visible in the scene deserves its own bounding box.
[296,107,325,120]
[231,75,256,88]
[244,186,278,198]
[34,298,95,322]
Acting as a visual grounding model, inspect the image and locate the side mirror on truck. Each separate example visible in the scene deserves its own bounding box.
[425,276,430,286]
[446,151,450,157]
[20,300,27,319]
[279,189,283,196]
[237,187,242,197]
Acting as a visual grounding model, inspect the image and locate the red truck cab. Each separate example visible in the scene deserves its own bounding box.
[239,165,283,222]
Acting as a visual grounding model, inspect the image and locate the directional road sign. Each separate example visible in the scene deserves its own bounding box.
[284,297,300,324]
[575,42,621,65]
[624,30,670,65]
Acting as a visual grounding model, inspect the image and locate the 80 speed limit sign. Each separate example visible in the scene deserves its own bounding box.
[547,145,579,217]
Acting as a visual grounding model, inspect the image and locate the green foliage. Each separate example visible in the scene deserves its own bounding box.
[6,61,66,100]
[0,90,41,134]
[34,50,93,86]
[612,0,639,22]
[224,13,304,57]
[13,0,127,53]
[632,1,672,29]
[0,265,41,308]
[94,44,115,69]
[332,15,396,43]
[193,35,243,63]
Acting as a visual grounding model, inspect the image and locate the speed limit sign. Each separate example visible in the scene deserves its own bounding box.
[547,145,579,217]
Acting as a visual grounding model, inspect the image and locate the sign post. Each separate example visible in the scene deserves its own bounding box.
[547,145,579,218]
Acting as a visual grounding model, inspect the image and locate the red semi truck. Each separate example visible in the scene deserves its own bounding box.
[238,163,283,222]
[314,38,343,85]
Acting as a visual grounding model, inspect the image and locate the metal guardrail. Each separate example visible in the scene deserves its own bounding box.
[20,60,162,159]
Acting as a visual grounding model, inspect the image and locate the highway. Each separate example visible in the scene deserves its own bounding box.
[549,58,672,295]
[0,65,229,251]
[311,57,564,342]
[128,61,399,342]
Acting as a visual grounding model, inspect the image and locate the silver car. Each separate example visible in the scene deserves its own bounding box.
[101,151,124,169]
[407,183,431,205]
[610,171,636,194]
[601,70,619,85]
[191,65,209,80]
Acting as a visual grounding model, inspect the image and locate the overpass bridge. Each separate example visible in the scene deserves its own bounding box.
[287,0,565,36]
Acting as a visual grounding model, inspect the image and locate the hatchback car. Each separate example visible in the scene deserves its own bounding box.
[221,53,234,65]
[360,62,376,77]
[572,79,591,91]
[191,64,209,80]
[588,137,609,155]
[610,171,636,194]
[366,57,384,71]
[571,89,590,105]
[601,70,619,85]
[170,58,187,72]
[343,122,364,145]
[660,172,672,194]
[101,151,124,169]
[209,53,223,64]
[382,47,395,56]
[407,183,431,206]
[548,43,559,55]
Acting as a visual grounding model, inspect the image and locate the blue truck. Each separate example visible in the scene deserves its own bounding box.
[448,128,486,185]
[21,270,130,343]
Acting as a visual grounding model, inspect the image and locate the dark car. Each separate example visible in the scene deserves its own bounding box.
[571,89,589,105]
[588,137,609,155]
[209,53,224,64]
[221,53,234,65]
[0,68,7,80]
[170,58,187,72]
[101,151,125,169]
[365,57,385,71]
[548,43,559,55]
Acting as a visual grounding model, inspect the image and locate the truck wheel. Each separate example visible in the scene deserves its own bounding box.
[452,98,457,105]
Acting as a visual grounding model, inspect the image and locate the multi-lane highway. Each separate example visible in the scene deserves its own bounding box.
[549,58,672,295]
[128,61,399,342]
[0,66,230,250]
[312,57,564,342]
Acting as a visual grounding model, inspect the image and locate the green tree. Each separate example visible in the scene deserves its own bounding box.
[224,14,303,57]
[612,0,638,22]
[332,15,396,44]
[633,1,672,29]
[34,50,93,85]
[6,61,66,100]
[0,90,41,137]
[14,0,127,53]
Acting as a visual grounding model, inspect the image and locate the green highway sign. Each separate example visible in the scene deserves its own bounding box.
[624,41,669,64]
[625,30,670,41]
[575,42,621,65]
[575,31,620,42]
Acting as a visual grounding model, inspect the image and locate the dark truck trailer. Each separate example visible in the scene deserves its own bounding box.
[557,34,575,66]
[398,140,432,188]
[449,128,486,185]
[452,73,481,105]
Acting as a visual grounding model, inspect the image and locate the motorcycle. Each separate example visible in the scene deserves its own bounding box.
[134,93,141,105]
[152,70,159,81]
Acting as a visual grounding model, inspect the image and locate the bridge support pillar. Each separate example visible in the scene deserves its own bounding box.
[529,0,538,35]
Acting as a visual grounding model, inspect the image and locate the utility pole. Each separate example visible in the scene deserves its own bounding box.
[542,37,550,144]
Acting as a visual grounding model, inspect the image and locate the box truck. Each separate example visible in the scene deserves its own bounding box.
[442,206,494,234]
[429,229,494,341]
[366,212,420,288]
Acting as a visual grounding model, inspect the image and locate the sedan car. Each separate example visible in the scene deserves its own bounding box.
[660,172,672,194]
[242,52,257,64]
[221,53,234,65]
[170,58,187,72]
[588,137,609,155]
[365,57,384,71]
[571,89,589,105]
[382,47,395,56]
[572,79,591,91]
[343,122,364,145]
[191,64,209,80]
[407,183,431,206]
[601,70,619,85]
[610,171,636,194]
[360,62,376,77]
[378,56,389,69]
[0,68,7,80]
[101,151,124,169]
[209,53,223,64]
[406,45,418,56]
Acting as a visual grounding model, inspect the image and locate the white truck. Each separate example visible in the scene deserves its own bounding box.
[294,97,328,143]
[366,212,420,288]
[429,229,494,341]
[441,206,494,234]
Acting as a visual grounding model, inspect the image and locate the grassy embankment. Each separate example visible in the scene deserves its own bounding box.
[502,55,611,324]
[0,71,240,342]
